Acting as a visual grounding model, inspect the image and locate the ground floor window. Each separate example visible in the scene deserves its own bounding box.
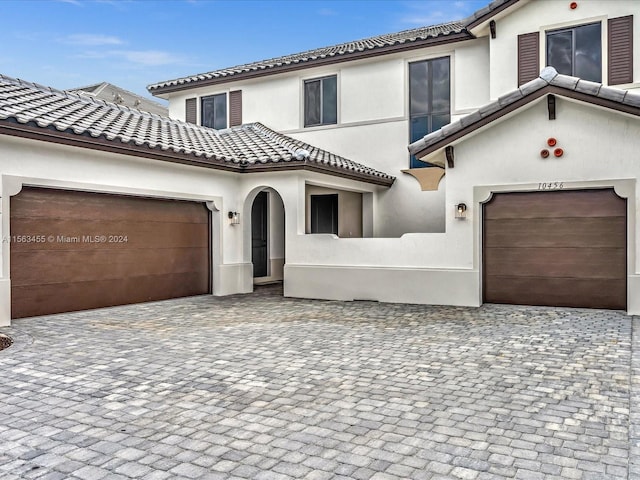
[310,194,338,234]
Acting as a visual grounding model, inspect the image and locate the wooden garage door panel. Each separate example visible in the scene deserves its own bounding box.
[484,276,626,310]
[12,188,208,223]
[11,248,209,285]
[483,189,626,310]
[12,272,209,318]
[484,247,626,278]
[10,187,210,319]
[484,217,626,248]
[484,189,626,219]
[11,219,209,250]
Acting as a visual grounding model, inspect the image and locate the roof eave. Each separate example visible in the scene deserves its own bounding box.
[244,160,395,187]
[465,0,523,32]
[148,31,473,96]
[0,120,243,173]
[0,119,395,187]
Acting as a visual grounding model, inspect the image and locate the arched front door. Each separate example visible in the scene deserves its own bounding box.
[251,191,268,278]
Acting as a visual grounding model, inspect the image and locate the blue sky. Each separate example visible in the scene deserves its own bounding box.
[0,0,488,103]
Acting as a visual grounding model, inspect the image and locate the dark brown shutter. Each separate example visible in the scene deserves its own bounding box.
[608,15,634,85]
[229,90,242,127]
[185,98,197,124]
[518,32,540,86]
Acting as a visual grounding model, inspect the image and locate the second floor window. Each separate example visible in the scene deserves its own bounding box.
[547,22,601,83]
[409,57,450,168]
[201,93,227,130]
[304,76,337,127]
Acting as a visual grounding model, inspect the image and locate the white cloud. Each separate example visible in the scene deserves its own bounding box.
[318,7,337,16]
[73,49,185,67]
[61,34,125,46]
[113,50,183,66]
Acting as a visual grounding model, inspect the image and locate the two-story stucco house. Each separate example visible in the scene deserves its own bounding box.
[0,0,639,325]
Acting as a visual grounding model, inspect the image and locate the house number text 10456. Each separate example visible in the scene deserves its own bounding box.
[538,182,564,190]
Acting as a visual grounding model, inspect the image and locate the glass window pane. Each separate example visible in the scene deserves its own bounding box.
[575,23,601,82]
[322,76,337,124]
[431,57,450,113]
[409,61,429,115]
[547,30,573,76]
[201,96,215,128]
[304,80,321,126]
[213,94,227,130]
[432,113,450,132]
[410,116,429,168]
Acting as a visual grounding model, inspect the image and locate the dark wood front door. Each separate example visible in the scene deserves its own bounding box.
[10,187,211,318]
[483,189,626,309]
[252,191,268,278]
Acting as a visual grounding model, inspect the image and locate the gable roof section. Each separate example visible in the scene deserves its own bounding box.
[148,21,470,95]
[408,67,640,162]
[67,82,169,116]
[0,74,394,186]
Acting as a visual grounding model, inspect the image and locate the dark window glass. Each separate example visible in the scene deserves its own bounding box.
[409,57,450,169]
[409,62,429,115]
[322,76,337,124]
[304,76,337,127]
[201,93,227,129]
[546,22,601,82]
[310,194,338,234]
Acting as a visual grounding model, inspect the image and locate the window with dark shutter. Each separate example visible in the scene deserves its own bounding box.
[608,15,634,85]
[518,32,540,86]
[185,98,197,124]
[546,22,601,82]
[229,90,242,127]
[201,93,227,130]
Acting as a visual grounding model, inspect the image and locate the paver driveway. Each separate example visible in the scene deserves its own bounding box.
[0,285,637,480]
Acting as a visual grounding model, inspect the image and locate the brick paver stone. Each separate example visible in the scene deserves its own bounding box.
[0,284,634,479]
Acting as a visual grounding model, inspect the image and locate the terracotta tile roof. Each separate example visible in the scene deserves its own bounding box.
[0,74,394,186]
[148,21,469,94]
[408,67,640,161]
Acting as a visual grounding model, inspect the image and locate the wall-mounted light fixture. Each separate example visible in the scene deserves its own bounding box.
[455,203,467,220]
[228,211,240,225]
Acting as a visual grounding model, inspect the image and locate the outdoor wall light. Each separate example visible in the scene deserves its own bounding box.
[228,211,240,225]
[455,203,467,220]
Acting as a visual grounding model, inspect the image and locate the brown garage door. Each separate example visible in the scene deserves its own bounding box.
[483,189,626,309]
[10,187,210,318]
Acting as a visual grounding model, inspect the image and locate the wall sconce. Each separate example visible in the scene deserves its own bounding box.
[455,203,467,220]
[228,211,240,226]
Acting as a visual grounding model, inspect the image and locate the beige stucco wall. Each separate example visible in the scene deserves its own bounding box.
[163,38,489,237]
